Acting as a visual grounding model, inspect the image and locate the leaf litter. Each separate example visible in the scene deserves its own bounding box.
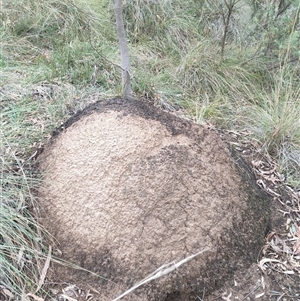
[215,127,300,299]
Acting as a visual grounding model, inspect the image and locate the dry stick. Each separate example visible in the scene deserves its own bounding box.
[241,283,261,301]
[111,247,210,301]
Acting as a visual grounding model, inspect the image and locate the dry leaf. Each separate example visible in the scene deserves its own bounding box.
[257,179,266,189]
[26,293,44,301]
[266,231,276,240]
[258,258,283,270]
[282,270,294,274]
[255,292,265,298]
[83,290,94,301]
[59,294,78,301]
[293,225,300,254]
[63,285,78,298]
[2,288,14,298]
[296,225,300,237]
[221,291,232,301]
[35,246,52,293]
[293,239,300,254]
[17,246,25,265]
[266,188,281,197]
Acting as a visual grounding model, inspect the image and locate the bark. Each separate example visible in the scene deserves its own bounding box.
[114,0,133,98]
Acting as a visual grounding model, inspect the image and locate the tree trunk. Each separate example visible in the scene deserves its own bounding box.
[114,0,133,98]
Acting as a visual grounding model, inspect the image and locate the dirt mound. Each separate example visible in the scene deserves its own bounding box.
[38,98,270,301]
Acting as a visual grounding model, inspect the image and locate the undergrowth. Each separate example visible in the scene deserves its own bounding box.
[1,0,300,298]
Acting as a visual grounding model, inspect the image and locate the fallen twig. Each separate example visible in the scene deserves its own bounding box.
[111,247,210,301]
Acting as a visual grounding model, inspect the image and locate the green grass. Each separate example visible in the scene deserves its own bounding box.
[1,87,66,298]
[232,67,300,183]
[1,0,300,298]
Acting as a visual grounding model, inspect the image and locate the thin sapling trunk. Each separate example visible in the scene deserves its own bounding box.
[114,0,133,98]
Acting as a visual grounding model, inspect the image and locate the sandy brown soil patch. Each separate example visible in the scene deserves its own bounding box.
[37,98,271,300]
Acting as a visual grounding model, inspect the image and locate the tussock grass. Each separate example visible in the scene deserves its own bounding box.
[0,187,45,295]
[233,66,300,185]
[2,0,107,47]
[1,85,63,298]
[123,0,201,56]
[1,127,46,297]
[176,41,264,99]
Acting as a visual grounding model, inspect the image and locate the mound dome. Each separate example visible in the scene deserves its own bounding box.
[38,98,270,300]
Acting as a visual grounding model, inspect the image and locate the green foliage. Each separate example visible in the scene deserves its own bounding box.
[0,129,47,296]
[246,0,300,57]
[0,201,44,295]
[233,67,300,183]
[122,0,201,55]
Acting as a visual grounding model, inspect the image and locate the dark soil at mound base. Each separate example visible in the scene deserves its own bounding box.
[37,98,271,301]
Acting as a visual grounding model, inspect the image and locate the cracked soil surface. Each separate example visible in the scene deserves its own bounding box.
[37,98,271,300]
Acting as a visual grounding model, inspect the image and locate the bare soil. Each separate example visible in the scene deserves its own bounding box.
[37,98,277,300]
